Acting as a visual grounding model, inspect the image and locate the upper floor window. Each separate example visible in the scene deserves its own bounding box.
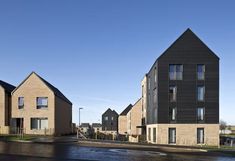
[169,86,177,102]
[170,107,176,121]
[154,67,157,83]
[36,97,48,109]
[104,116,108,121]
[111,117,114,120]
[153,88,157,103]
[197,65,205,80]
[169,64,183,80]
[148,76,151,90]
[197,107,205,121]
[197,86,205,101]
[18,97,24,109]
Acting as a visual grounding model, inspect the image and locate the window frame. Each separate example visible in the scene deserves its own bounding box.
[170,107,177,121]
[169,86,177,102]
[30,118,48,130]
[169,64,183,80]
[169,128,176,144]
[197,107,205,122]
[197,128,205,144]
[197,64,205,80]
[36,97,48,109]
[18,97,24,109]
[197,86,205,102]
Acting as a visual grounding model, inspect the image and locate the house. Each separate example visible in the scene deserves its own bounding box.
[118,104,132,135]
[11,72,72,136]
[0,81,15,134]
[145,29,219,146]
[102,108,118,134]
[127,99,142,136]
[92,123,102,133]
[79,123,91,136]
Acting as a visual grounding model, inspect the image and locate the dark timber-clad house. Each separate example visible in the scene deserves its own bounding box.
[144,29,219,146]
[102,108,118,133]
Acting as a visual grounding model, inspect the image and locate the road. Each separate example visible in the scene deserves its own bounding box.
[0,141,234,161]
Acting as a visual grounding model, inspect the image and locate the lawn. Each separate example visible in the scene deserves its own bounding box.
[0,135,36,142]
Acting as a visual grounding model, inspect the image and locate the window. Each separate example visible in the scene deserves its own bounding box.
[111,117,114,120]
[169,65,183,80]
[169,86,177,102]
[169,128,176,144]
[153,128,156,143]
[104,116,108,121]
[31,118,48,130]
[170,107,176,121]
[197,107,205,121]
[148,128,151,141]
[197,128,204,144]
[36,97,48,109]
[197,65,205,80]
[154,67,157,83]
[148,77,151,90]
[153,88,157,103]
[18,97,24,109]
[197,86,205,101]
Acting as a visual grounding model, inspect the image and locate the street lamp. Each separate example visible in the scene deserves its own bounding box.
[77,107,83,140]
[79,107,83,126]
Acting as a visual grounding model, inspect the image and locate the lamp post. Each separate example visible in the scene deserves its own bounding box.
[79,107,83,126]
[77,107,83,140]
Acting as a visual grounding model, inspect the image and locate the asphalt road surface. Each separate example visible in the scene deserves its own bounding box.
[0,141,234,161]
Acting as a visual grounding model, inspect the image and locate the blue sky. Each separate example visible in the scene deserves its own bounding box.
[0,0,234,125]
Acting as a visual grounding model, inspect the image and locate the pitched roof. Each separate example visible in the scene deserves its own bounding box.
[0,80,16,93]
[148,28,220,73]
[120,104,133,116]
[92,123,102,127]
[37,74,72,105]
[102,108,119,116]
[12,72,72,105]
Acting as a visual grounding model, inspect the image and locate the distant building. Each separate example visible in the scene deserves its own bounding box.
[102,108,118,133]
[118,104,132,135]
[79,123,91,135]
[11,72,72,136]
[127,99,142,136]
[92,123,102,133]
[0,81,15,134]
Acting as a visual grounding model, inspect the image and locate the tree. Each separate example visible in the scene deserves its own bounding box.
[220,120,227,134]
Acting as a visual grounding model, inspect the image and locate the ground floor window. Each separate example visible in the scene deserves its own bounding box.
[148,128,151,141]
[31,118,48,130]
[169,128,176,144]
[197,128,204,144]
[153,128,156,143]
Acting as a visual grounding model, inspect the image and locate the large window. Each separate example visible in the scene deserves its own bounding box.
[169,86,177,102]
[197,107,205,121]
[197,86,205,101]
[170,107,176,121]
[169,128,176,144]
[169,64,183,80]
[18,97,24,109]
[37,97,48,109]
[31,118,48,130]
[197,128,204,144]
[104,116,108,121]
[153,128,156,143]
[197,65,205,80]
